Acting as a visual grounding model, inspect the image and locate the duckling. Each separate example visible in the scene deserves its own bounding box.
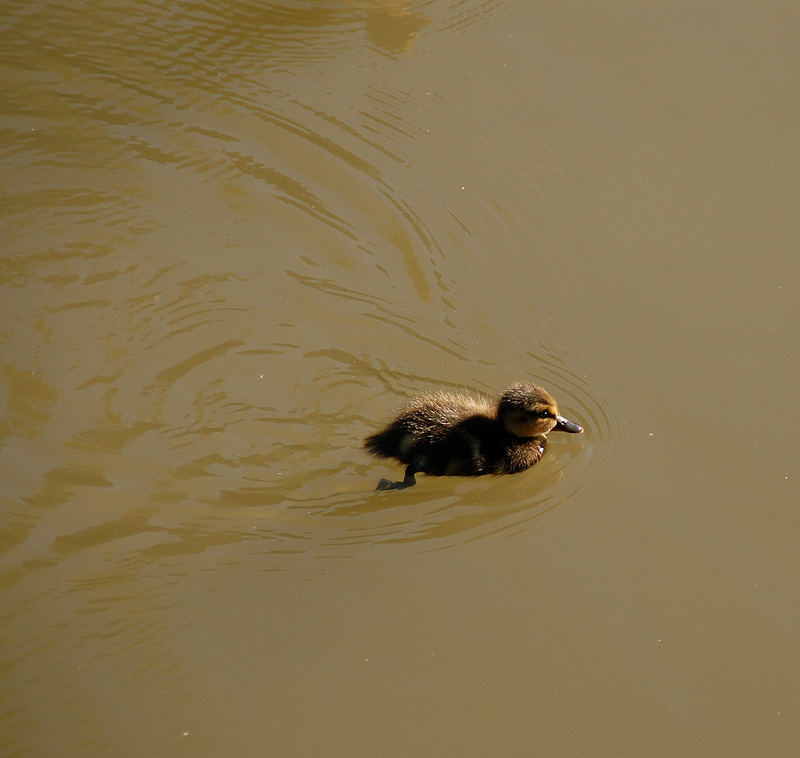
[364,383,583,490]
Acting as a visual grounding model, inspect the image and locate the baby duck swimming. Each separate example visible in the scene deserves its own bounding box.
[364,383,583,490]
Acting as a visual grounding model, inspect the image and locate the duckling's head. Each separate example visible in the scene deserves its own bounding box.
[498,383,584,438]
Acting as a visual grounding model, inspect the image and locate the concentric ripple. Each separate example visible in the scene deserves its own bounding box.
[1,0,617,573]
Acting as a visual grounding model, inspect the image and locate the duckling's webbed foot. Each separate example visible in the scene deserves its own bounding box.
[375,465,418,491]
[376,478,403,490]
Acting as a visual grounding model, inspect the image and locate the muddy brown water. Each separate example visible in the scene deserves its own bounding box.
[1,1,798,755]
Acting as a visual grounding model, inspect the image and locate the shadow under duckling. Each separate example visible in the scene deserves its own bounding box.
[364,383,584,490]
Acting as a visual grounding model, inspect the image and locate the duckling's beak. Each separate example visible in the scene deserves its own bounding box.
[554,415,583,433]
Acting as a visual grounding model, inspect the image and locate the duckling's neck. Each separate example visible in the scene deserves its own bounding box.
[499,432,548,473]
[506,430,547,445]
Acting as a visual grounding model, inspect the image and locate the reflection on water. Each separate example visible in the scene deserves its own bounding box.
[319,447,588,548]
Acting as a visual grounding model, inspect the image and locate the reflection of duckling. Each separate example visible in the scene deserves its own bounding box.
[364,383,583,490]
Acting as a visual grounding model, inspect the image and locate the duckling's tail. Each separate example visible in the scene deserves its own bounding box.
[363,426,407,460]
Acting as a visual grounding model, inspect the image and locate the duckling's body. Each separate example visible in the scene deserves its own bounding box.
[364,383,583,490]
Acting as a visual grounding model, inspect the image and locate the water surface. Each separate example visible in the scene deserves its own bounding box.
[1,1,798,756]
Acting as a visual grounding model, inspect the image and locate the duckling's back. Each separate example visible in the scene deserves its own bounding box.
[364,392,498,476]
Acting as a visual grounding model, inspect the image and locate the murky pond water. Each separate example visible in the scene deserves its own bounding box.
[2,1,798,755]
